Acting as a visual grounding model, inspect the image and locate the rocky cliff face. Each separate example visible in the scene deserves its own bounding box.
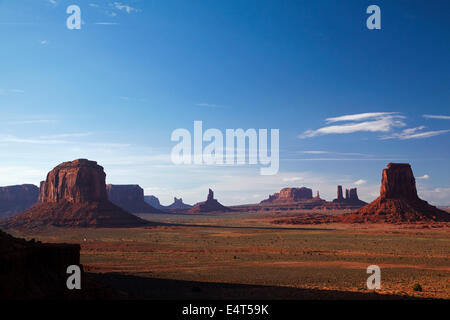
[188,189,232,213]
[144,195,165,209]
[1,159,148,228]
[0,184,39,219]
[380,163,418,199]
[39,159,107,203]
[342,163,450,223]
[106,184,162,213]
[0,228,80,298]
[337,185,344,201]
[261,187,313,204]
[0,229,119,298]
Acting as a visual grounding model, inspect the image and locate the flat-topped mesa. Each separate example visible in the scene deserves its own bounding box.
[39,159,107,203]
[341,163,450,223]
[0,184,39,219]
[188,189,232,213]
[380,163,418,200]
[261,187,313,204]
[106,184,163,213]
[2,159,149,228]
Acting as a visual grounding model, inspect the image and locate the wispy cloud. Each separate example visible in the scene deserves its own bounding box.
[417,174,430,180]
[299,151,371,157]
[94,22,118,25]
[423,114,450,120]
[0,135,67,145]
[325,112,400,124]
[0,88,25,95]
[8,119,58,125]
[354,179,367,185]
[40,40,49,45]
[282,177,303,182]
[0,132,92,145]
[382,126,450,140]
[112,2,139,13]
[300,112,405,138]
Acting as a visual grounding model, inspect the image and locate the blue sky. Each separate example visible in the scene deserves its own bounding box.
[0,0,449,205]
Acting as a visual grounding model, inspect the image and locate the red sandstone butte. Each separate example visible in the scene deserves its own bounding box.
[188,189,232,213]
[2,159,148,228]
[261,187,313,204]
[341,163,450,223]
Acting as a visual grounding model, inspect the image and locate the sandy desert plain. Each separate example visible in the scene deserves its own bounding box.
[6,209,449,300]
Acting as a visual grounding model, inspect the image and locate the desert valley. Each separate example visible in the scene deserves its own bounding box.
[1,159,449,300]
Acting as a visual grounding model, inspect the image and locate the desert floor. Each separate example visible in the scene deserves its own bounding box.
[8,211,450,299]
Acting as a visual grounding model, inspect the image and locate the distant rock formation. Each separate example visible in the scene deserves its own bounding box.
[167,197,193,210]
[188,189,232,213]
[337,185,344,201]
[341,163,450,223]
[327,185,367,208]
[0,184,39,219]
[144,195,193,211]
[106,184,162,213]
[144,195,165,210]
[261,187,313,204]
[1,159,148,229]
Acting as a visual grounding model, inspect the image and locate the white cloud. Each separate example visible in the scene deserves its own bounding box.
[95,22,118,25]
[282,177,303,182]
[89,3,99,7]
[354,179,367,185]
[112,2,139,13]
[418,187,450,206]
[48,0,57,5]
[325,112,400,124]
[0,135,67,145]
[299,151,371,156]
[0,89,26,95]
[8,119,57,125]
[0,132,91,145]
[300,112,405,138]
[417,174,430,180]
[423,114,450,120]
[40,40,48,45]
[382,126,450,140]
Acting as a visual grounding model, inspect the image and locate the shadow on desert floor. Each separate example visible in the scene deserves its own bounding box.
[87,272,419,300]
